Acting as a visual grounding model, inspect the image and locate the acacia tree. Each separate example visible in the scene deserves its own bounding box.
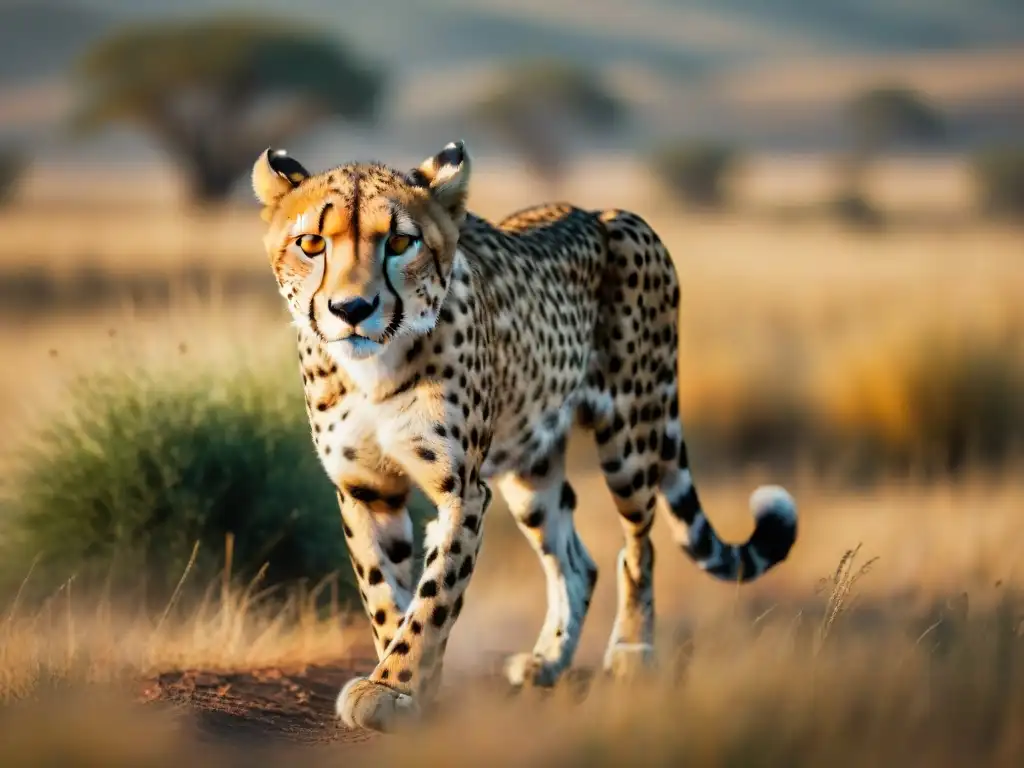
[470,58,625,191]
[840,84,945,200]
[71,16,385,203]
[649,141,741,209]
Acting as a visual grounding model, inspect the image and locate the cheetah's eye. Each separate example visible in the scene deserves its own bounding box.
[386,234,418,256]
[296,234,326,257]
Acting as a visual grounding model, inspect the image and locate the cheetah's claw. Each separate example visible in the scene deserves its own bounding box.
[336,676,420,732]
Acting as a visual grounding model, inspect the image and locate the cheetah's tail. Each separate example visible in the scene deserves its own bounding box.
[659,450,797,583]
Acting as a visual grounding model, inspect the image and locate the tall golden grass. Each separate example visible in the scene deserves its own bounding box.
[1,540,1021,766]
[2,471,1022,694]
[0,563,359,704]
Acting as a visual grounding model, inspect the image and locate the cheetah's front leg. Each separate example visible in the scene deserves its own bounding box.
[335,489,416,660]
[337,432,489,732]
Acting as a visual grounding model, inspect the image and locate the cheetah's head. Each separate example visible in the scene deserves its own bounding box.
[252,141,471,360]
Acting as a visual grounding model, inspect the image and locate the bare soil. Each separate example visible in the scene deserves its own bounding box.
[138,659,381,747]
[136,653,596,754]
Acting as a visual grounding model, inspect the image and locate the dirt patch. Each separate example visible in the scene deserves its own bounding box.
[136,653,595,754]
[138,658,380,747]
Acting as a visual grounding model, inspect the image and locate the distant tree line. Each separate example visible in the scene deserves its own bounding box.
[648,83,1024,225]
[0,12,1022,221]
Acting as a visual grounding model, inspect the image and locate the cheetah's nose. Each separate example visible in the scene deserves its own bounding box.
[327,294,380,326]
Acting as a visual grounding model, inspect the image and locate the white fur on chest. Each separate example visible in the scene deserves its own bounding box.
[309,364,439,484]
[312,394,427,480]
[313,397,443,483]
[312,399,380,483]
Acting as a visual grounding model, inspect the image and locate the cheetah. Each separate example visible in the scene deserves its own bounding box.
[251,140,797,733]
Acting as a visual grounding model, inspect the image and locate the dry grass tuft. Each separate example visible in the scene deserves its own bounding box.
[0,571,358,704]
[814,542,879,651]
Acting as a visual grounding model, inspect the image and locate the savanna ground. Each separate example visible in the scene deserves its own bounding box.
[1,156,1023,766]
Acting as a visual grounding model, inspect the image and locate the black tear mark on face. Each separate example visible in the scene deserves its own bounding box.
[307,297,321,340]
[387,207,445,303]
[381,213,406,340]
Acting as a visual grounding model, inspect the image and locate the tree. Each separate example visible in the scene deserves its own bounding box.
[972,145,1024,221]
[650,141,740,209]
[0,147,28,207]
[470,58,625,192]
[70,16,385,203]
[837,84,945,217]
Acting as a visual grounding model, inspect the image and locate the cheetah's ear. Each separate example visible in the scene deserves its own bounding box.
[411,140,471,225]
[252,148,311,208]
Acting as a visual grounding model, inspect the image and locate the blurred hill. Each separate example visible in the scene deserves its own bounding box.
[1,0,1021,171]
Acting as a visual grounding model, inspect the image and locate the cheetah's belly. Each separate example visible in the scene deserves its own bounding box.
[480,395,583,481]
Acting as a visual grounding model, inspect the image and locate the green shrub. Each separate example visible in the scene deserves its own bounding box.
[972,145,1024,221]
[0,352,434,606]
[650,141,740,209]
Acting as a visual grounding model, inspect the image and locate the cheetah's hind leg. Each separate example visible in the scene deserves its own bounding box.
[496,444,598,689]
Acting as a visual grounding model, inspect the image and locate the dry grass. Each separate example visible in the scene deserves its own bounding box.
[3,468,1021,696]
[0,560,359,704]
[367,585,1024,768]
[664,217,1024,472]
[1,533,1021,766]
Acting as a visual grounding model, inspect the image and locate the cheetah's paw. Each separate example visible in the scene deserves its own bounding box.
[504,652,563,688]
[336,676,419,732]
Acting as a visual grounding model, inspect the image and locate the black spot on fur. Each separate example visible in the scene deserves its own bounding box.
[420,580,438,598]
[391,641,411,656]
[523,508,545,528]
[431,605,449,628]
[385,540,413,564]
[560,482,576,510]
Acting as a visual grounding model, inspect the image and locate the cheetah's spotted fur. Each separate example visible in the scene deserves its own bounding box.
[251,141,798,732]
